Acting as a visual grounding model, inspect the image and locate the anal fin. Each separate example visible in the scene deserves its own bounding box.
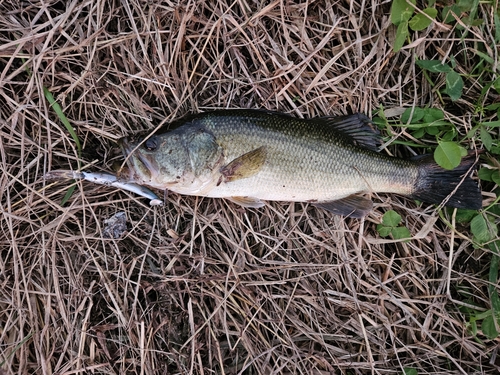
[312,195,373,218]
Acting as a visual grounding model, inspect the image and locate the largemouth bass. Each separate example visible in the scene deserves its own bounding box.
[118,109,482,218]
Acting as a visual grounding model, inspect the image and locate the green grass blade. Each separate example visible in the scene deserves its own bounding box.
[43,87,81,154]
[43,86,81,205]
[60,185,77,206]
[0,331,33,366]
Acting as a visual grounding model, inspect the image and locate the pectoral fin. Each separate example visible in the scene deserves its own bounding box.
[312,195,373,218]
[220,146,266,183]
[227,196,265,208]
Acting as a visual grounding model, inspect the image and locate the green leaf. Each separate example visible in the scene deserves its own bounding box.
[449,55,457,69]
[382,210,402,227]
[478,167,494,182]
[403,368,418,375]
[422,108,445,122]
[480,127,493,151]
[442,130,457,141]
[445,70,464,101]
[485,103,500,112]
[412,128,425,138]
[409,8,438,31]
[471,18,484,27]
[391,0,416,25]
[425,126,440,135]
[377,225,393,237]
[442,5,461,23]
[471,215,491,244]
[490,146,500,155]
[481,314,499,339]
[377,210,411,240]
[493,77,500,94]
[401,107,425,123]
[480,120,500,127]
[394,21,409,52]
[470,319,478,336]
[455,209,478,224]
[472,49,495,65]
[491,292,500,314]
[489,242,500,316]
[416,59,452,73]
[457,0,474,12]
[495,10,500,43]
[492,171,500,185]
[392,226,411,240]
[490,203,500,216]
[424,108,449,125]
[434,141,461,170]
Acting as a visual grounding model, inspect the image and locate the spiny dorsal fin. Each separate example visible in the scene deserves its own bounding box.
[220,146,267,182]
[316,114,381,151]
[312,195,373,218]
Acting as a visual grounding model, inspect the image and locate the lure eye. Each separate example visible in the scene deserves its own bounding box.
[144,136,158,151]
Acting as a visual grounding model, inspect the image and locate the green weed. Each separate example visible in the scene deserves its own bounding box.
[377,210,411,240]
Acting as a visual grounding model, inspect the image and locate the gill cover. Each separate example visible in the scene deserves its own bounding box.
[119,123,224,190]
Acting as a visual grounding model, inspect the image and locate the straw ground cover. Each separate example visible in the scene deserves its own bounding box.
[1,0,499,374]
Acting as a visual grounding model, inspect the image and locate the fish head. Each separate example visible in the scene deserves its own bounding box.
[118,125,224,194]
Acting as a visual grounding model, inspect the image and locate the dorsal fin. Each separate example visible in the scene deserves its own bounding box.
[315,113,381,151]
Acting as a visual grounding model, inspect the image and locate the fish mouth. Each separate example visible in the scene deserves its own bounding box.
[118,137,156,182]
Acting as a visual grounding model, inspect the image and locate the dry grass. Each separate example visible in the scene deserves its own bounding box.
[0,0,498,374]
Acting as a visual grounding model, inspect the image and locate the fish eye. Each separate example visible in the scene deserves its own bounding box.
[144,136,158,151]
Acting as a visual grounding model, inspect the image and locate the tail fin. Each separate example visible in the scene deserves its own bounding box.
[411,152,482,210]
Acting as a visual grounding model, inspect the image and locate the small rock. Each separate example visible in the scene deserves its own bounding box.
[102,211,127,239]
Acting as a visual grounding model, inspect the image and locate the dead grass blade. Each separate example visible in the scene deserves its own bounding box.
[1,0,498,374]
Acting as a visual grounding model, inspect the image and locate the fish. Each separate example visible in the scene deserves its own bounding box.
[118,109,482,218]
[45,170,163,206]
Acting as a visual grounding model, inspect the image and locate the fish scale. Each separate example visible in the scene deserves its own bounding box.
[200,112,416,201]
